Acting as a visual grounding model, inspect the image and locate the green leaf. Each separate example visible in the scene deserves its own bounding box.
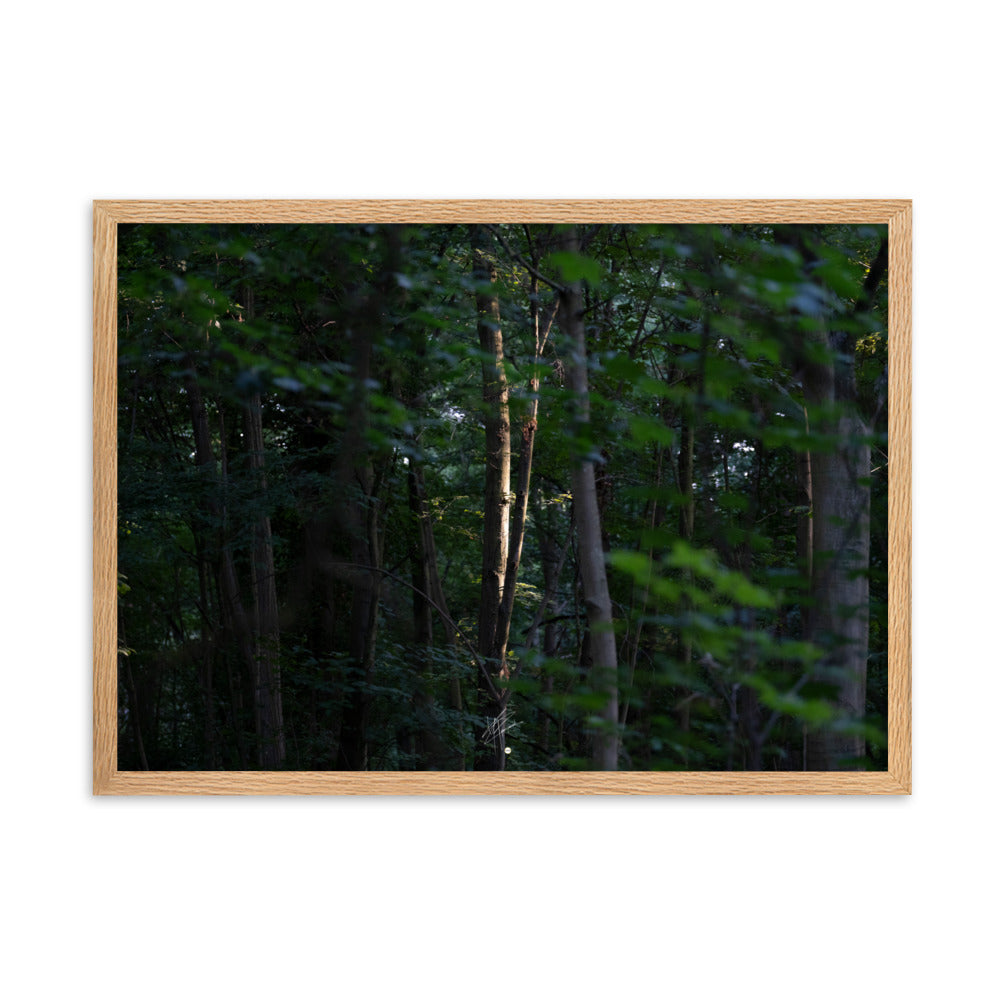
[604,354,645,381]
[627,414,676,447]
[544,250,604,286]
[608,550,653,584]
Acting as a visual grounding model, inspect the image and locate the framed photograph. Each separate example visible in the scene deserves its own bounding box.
[94,200,911,794]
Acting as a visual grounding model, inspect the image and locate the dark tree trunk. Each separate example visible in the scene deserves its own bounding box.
[406,459,466,769]
[330,230,404,770]
[244,390,284,768]
[804,364,871,770]
[241,287,285,768]
[801,237,888,770]
[334,333,382,771]
[185,371,261,765]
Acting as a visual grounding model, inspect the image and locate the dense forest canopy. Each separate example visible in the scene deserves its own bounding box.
[117,221,889,771]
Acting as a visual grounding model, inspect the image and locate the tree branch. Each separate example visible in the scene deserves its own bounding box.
[486,225,566,295]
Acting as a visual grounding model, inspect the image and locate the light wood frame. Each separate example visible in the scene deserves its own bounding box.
[94,200,911,795]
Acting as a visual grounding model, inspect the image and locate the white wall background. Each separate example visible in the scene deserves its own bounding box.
[2,3,996,997]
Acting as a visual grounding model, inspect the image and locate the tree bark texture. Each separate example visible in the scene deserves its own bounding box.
[559,226,619,771]
[804,350,871,769]
[495,279,552,687]
[790,230,887,770]
[472,226,512,770]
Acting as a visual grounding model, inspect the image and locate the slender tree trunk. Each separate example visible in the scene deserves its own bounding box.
[193,531,218,768]
[241,287,285,768]
[185,370,260,765]
[244,391,284,767]
[216,405,250,768]
[795,410,813,770]
[334,330,382,771]
[334,453,381,768]
[472,225,512,770]
[796,412,814,588]
[620,443,664,730]
[494,280,553,679]
[559,226,619,770]
[538,531,562,754]
[405,463,435,766]
[678,413,695,541]
[676,407,696,752]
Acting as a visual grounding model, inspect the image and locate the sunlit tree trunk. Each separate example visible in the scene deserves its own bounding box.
[559,226,619,770]
[473,233,560,768]
[495,276,552,685]
[472,225,512,770]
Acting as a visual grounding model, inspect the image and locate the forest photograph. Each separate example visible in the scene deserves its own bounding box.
[115,219,890,773]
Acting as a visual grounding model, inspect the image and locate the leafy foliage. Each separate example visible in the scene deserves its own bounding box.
[117,222,888,771]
